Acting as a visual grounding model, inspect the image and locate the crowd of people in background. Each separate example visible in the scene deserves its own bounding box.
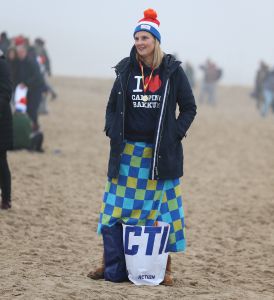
[184,58,274,118]
[0,31,57,152]
[251,61,274,118]
[0,30,57,210]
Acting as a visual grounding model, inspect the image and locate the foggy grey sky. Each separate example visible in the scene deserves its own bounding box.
[1,0,274,85]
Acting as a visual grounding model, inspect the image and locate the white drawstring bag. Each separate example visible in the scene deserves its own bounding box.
[14,85,28,113]
[123,221,170,286]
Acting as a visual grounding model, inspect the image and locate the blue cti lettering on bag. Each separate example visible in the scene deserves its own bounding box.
[124,225,169,256]
[158,226,169,254]
[144,227,161,255]
[124,226,142,255]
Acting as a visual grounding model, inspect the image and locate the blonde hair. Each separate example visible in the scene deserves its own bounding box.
[136,38,164,69]
[152,39,164,68]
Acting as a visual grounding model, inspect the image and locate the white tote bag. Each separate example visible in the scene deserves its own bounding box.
[123,221,170,286]
[14,85,28,113]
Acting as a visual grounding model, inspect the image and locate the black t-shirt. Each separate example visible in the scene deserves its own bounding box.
[125,62,164,143]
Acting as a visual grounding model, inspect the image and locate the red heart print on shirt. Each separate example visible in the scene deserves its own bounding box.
[144,75,162,93]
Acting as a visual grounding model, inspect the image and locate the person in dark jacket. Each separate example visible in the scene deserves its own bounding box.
[199,59,222,105]
[88,9,196,285]
[6,46,18,90]
[185,61,196,89]
[15,43,45,129]
[261,69,274,117]
[251,61,269,110]
[0,32,10,57]
[0,50,13,209]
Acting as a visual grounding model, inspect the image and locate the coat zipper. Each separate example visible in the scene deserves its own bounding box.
[118,71,131,141]
[152,78,170,180]
[117,72,125,141]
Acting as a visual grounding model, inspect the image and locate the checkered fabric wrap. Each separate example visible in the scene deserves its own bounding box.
[98,141,186,252]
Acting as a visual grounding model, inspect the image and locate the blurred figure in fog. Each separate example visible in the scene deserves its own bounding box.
[15,41,45,129]
[6,47,18,89]
[34,38,57,100]
[252,61,269,110]
[23,37,37,61]
[199,59,222,105]
[0,32,10,56]
[261,69,274,118]
[0,50,13,209]
[6,46,18,109]
[184,61,195,89]
[35,38,57,115]
[34,38,51,76]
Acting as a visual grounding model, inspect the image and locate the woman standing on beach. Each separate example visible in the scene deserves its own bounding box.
[0,50,13,209]
[88,8,197,285]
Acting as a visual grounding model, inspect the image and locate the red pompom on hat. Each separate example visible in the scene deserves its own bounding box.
[139,9,160,26]
[134,8,161,42]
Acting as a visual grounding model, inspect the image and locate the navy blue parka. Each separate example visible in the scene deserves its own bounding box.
[105,47,197,180]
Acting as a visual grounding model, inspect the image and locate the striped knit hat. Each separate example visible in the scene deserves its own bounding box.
[134,8,161,43]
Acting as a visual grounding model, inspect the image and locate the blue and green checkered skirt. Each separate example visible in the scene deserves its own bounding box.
[97,141,186,252]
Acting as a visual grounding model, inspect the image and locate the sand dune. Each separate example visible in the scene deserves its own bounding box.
[0,77,273,299]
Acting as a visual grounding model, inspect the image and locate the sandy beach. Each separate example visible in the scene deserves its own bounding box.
[0,76,274,300]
